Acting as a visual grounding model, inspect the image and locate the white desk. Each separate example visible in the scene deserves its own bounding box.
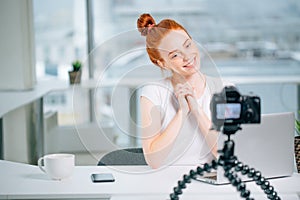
[0,160,299,199]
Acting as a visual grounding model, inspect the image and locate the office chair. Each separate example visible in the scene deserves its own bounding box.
[97,147,147,166]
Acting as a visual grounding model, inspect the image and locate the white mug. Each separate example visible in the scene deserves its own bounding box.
[38,153,75,180]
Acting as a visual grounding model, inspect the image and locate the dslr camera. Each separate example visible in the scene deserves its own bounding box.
[210,86,261,131]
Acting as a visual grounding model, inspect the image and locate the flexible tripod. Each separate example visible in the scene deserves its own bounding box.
[169,124,281,200]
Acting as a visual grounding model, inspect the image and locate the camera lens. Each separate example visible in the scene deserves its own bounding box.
[245,109,254,121]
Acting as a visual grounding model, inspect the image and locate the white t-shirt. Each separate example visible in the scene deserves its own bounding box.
[140,75,229,166]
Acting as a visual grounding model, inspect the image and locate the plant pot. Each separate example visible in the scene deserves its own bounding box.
[68,71,82,84]
[295,136,300,173]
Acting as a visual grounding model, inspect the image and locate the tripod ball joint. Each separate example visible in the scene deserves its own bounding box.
[265,186,274,195]
[169,193,179,200]
[247,168,256,178]
[255,177,265,185]
[235,162,244,171]
[231,176,242,186]
[241,165,250,175]
[261,180,270,190]
[224,170,237,181]
[183,174,191,183]
[177,180,186,189]
[267,192,281,200]
[237,182,246,191]
[203,163,212,172]
[211,160,218,169]
[196,166,204,175]
[253,171,262,181]
[189,169,197,178]
[241,189,251,198]
[173,186,182,195]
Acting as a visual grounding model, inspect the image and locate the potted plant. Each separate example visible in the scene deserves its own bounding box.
[69,60,82,84]
[295,112,300,172]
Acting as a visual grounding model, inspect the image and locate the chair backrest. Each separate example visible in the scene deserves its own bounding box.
[97,148,147,166]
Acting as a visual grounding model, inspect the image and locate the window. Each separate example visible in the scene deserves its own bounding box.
[34,0,300,130]
[33,0,89,125]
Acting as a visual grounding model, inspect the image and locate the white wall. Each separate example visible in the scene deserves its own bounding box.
[0,0,37,164]
[0,0,35,90]
[3,105,33,163]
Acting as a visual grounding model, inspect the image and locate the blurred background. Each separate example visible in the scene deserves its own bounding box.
[1,0,299,165]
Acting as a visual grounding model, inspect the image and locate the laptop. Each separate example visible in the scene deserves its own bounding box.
[198,112,295,185]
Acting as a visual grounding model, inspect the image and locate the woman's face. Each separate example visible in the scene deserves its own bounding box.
[157,29,200,77]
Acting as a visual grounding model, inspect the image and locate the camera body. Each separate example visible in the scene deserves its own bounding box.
[211,86,261,130]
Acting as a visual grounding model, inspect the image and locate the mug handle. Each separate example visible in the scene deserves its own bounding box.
[38,157,46,173]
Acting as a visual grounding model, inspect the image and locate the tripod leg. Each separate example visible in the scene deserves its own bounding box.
[234,161,281,200]
[224,169,254,200]
[169,160,218,200]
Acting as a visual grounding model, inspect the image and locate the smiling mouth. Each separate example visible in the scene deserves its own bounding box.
[183,57,195,68]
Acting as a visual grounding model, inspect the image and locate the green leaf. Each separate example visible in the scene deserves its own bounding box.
[72,60,82,71]
[296,119,300,135]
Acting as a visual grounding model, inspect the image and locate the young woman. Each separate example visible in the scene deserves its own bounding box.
[137,13,230,169]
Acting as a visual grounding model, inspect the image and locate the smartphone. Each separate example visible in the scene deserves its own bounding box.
[91,173,115,183]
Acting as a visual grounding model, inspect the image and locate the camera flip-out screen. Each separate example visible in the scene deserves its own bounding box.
[216,103,241,120]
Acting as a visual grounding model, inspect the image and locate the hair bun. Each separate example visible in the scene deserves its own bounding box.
[137,13,156,36]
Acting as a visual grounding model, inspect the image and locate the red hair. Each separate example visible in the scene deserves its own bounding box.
[137,13,191,67]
